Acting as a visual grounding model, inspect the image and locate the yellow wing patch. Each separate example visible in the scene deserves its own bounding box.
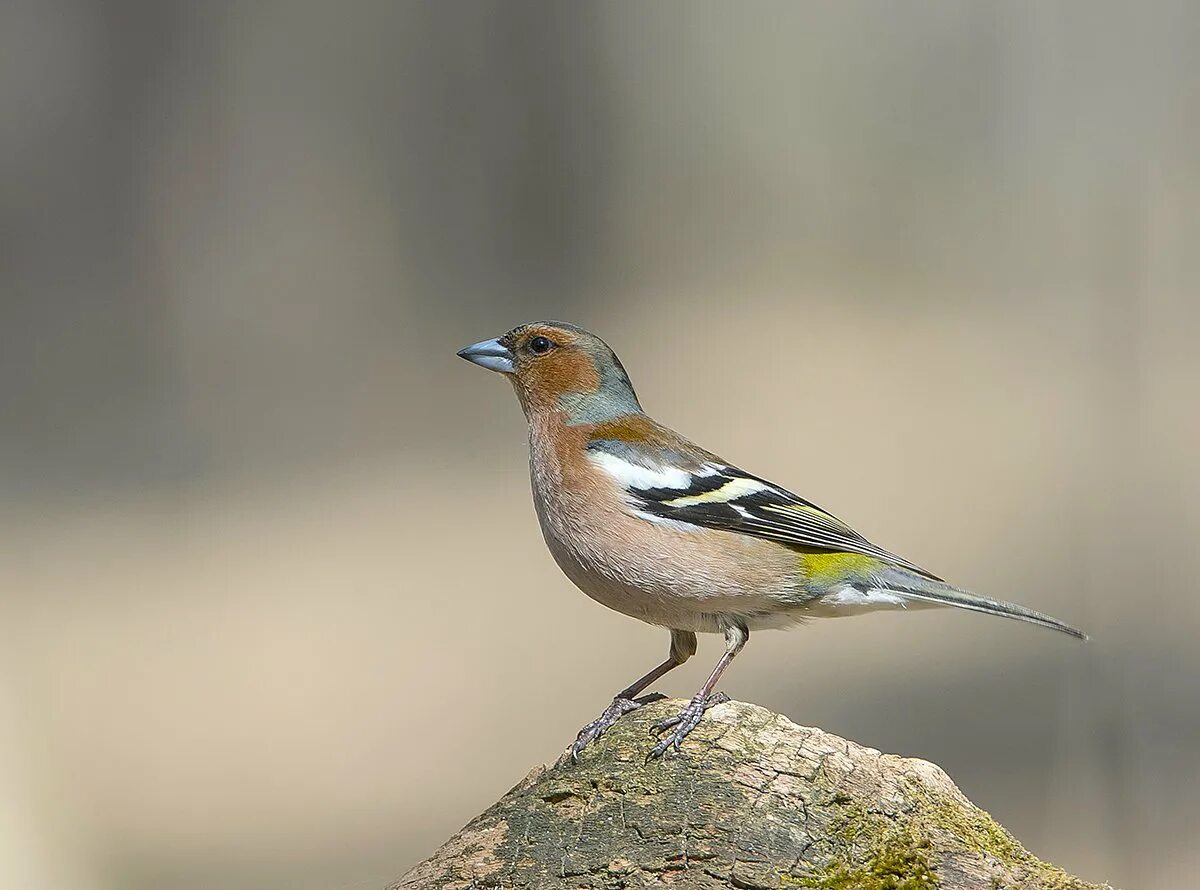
[664,477,770,507]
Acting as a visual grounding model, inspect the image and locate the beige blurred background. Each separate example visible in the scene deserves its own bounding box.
[2,2,1198,888]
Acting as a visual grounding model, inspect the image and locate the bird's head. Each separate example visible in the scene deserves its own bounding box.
[457,321,641,424]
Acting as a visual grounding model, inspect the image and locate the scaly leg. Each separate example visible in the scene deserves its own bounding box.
[648,623,747,758]
[570,629,696,760]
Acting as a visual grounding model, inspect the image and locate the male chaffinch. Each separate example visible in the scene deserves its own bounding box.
[458,321,1085,759]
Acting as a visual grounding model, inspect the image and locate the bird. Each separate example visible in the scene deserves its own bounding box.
[457,321,1086,759]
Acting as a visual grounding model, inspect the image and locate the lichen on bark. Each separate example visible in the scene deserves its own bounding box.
[393,699,1109,890]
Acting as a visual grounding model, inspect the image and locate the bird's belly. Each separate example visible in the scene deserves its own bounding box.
[534,490,799,634]
[544,535,724,633]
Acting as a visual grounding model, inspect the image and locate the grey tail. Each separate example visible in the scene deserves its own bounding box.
[877,569,1088,640]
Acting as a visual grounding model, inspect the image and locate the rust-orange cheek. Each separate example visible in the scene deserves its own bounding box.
[527,350,602,401]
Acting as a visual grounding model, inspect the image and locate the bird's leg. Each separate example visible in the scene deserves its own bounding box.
[570,630,696,760]
[648,623,747,758]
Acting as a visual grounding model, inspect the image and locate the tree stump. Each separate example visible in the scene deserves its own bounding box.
[393,699,1109,889]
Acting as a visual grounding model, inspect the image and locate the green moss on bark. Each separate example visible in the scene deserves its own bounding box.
[790,826,939,890]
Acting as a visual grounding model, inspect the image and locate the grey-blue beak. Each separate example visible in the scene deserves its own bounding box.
[457,337,515,373]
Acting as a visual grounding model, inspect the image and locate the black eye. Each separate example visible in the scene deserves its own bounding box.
[528,336,553,355]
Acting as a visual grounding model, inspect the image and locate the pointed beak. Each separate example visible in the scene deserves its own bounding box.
[456,337,515,374]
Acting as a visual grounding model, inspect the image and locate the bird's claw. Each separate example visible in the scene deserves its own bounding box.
[570,696,644,761]
[646,692,730,759]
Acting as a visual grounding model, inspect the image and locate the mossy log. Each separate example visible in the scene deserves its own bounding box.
[393,699,1109,890]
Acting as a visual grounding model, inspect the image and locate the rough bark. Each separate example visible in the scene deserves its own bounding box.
[394,699,1109,890]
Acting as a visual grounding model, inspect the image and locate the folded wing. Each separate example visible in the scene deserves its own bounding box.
[586,437,939,580]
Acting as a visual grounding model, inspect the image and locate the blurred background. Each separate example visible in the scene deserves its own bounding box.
[2,1,1198,888]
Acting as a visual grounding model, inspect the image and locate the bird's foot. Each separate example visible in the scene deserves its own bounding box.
[647,691,730,759]
[571,694,664,761]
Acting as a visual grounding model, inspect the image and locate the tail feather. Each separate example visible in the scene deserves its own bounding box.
[878,570,1087,640]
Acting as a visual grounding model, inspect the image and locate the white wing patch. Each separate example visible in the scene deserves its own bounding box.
[631,510,706,531]
[588,450,717,491]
